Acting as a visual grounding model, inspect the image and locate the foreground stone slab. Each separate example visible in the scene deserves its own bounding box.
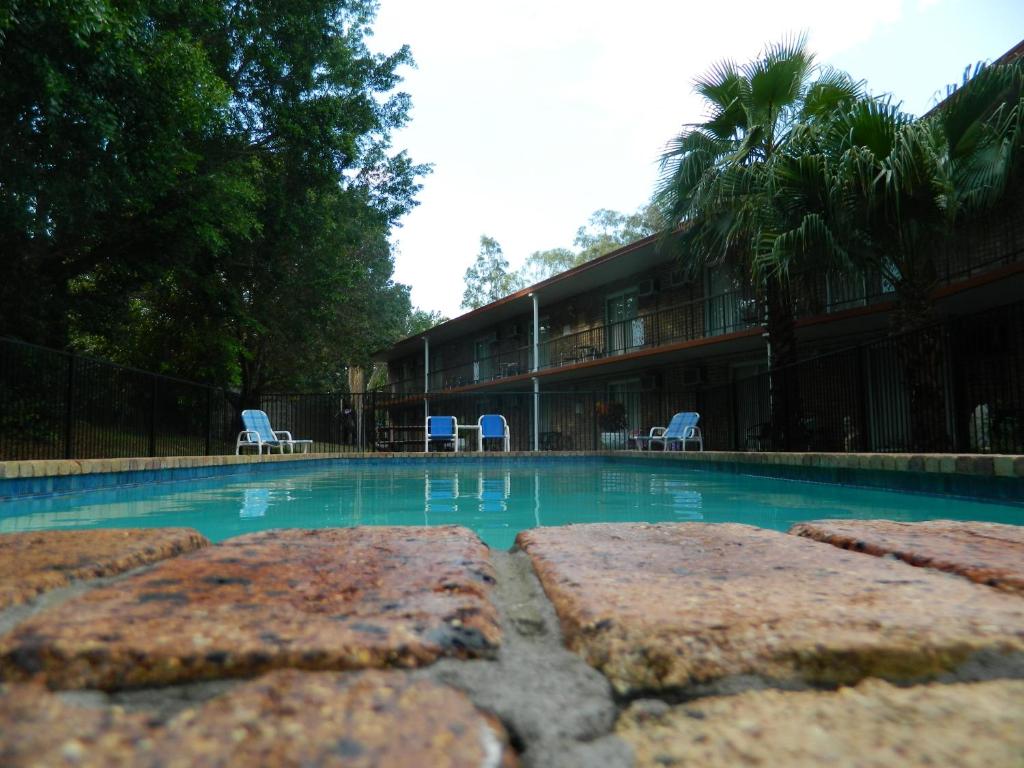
[0,526,500,689]
[517,523,1024,694]
[790,519,1024,595]
[618,678,1024,767]
[0,669,516,767]
[0,528,209,609]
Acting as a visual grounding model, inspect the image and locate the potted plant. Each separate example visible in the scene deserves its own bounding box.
[596,401,628,448]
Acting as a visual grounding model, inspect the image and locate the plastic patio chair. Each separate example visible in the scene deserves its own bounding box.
[477,414,510,452]
[425,415,459,452]
[237,409,313,455]
[634,412,703,452]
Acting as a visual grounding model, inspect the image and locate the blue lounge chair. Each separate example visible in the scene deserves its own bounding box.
[477,414,510,452]
[634,412,703,451]
[236,409,313,455]
[425,415,459,452]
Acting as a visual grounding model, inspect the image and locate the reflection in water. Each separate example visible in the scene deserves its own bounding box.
[240,488,269,519]
[424,472,460,519]
[424,470,514,532]
[1,461,1020,551]
[649,477,704,521]
[478,473,511,513]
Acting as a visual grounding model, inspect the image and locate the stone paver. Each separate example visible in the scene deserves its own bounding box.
[0,669,517,767]
[617,678,1024,768]
[790,519,1024,594]
[0,527,501,690]
[516,523,1024,694]
[0,529,209,609]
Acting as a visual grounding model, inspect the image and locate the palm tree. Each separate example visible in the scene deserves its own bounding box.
[656,35,862,447]
[756,58,1024,449]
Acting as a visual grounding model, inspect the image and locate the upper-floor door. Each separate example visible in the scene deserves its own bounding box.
[606,289,640,355]
[474,337,496,382]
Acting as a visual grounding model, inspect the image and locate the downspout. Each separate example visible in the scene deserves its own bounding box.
[531,293,540,452]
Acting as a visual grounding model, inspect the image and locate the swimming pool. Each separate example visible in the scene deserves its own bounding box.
[2,459,1021,548]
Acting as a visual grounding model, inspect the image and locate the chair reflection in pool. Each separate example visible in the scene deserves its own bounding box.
[478,472,512,513]
[424,472,460,516]
[478,414,510,452]
[240,488,269,518]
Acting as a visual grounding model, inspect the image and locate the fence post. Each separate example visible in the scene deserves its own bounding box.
[730,380,739,451]
[205,388,213,456]
[856,347,871,452]
[149,376,158,457]
[64,355,76,460]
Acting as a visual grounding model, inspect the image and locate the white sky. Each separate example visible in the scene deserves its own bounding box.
[369,0,1024,319]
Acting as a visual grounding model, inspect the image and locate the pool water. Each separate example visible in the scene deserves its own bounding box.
[1,461,1021,549]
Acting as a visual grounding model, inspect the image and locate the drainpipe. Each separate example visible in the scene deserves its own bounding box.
[423,336,430,426]
[531,292,540,452]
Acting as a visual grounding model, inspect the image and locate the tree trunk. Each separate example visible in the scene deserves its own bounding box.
[765,277,799,450]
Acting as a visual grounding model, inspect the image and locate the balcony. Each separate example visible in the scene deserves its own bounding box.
[375,289,760,394]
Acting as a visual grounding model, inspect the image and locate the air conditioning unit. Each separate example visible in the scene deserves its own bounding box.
[680,367,705,387]
[640,372,663,391]
[668,268,690,287]
[637,278,658,297]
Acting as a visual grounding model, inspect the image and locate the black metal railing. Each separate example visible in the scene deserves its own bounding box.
[2,299,1021,460]
[367,299,1024,455]
[374,289,762,395]
[0,339,239,460]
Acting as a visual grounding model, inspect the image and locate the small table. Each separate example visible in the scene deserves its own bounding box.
[458,424,481,451]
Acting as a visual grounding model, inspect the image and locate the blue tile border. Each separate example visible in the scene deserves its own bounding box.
[0,452,1021,505]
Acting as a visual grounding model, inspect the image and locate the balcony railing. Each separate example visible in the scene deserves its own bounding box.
[375,289,760,394]
[537,289,759,371]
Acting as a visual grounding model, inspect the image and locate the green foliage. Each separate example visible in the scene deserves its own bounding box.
[404,308,449,336]
[1,0,428,398]
[655,36,862,370]
[756,56,1024,332]
[461,236,526,310]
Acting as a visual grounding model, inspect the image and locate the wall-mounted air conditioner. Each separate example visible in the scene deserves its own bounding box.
[640,372,662,391]
[637,278,659,297]
[680,367,705,387]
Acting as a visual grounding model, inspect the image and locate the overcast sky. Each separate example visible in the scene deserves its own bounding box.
[368,0,1024,319]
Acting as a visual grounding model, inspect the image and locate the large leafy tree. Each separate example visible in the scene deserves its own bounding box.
[0,0,250,348]
[655,36,862,371]
[1,0,427,403]
[461,236,524,310]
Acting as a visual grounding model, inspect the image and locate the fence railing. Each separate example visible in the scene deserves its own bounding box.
[2,298,1021,460]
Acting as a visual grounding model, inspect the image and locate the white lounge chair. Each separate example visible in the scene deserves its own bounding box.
[634,412,703,451]
[236,409,313,455]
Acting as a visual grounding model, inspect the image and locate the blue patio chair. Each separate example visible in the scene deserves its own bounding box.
[425,415,459,452]
[477,414,510,452]
[634,412,703,452]
[237,409,313,455]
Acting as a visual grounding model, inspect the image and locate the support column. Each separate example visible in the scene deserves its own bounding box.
[531,293,540,452]
[423,337,430,426]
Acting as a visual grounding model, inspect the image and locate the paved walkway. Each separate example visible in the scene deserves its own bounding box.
[0,519,1022,767]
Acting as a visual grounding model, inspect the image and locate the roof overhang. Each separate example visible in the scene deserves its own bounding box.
[376,234,677,362]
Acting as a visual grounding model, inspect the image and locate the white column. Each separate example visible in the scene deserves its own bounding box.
[423,336,430,425]
[531,293,540,451]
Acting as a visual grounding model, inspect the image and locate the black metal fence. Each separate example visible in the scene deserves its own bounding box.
[2,300,1021,460]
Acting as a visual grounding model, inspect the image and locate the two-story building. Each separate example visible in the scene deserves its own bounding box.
[372,41,1024,453]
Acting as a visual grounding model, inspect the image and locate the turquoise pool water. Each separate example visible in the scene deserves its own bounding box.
[1,460,1021,549]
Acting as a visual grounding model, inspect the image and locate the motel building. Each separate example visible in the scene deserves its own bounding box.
[371,196,1023,454]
